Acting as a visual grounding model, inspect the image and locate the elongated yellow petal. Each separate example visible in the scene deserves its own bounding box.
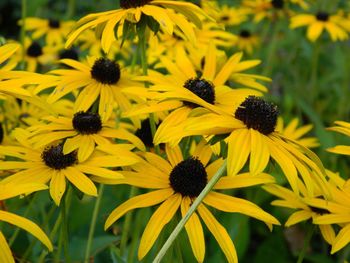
[197,204,237,263]
[105,188,174,230]
[0,183,48,200]
[285,210,312,227]
[75,165,124,180]
[320,224,335,245]
[138,194,181,260]
[166,144,183,167]
[204,192,279,225]
[331,224,350,254]
[227,129,250,176]
[63,167,97,197]
[50,171,66,206]
[143,152,172,174]
[250,129,270,175]
[0,231,14,263]
[77,135,95,162]
[120,171,169,189]
[214,173,275,189]
[181,197,205,263]
[313,214,350,224]
[0,211,53,251]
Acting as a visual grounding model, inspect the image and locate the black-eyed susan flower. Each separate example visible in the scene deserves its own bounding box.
[165,96,328,196]
[27,110,145,162]
[234,29,260,54]
[0,129,139,205]
[125,44,264,144]
[290,12,350,42]
[65,0,211,53]
[103,141,279,262]
[326,121,350,155]
[276,117,319,148]
[214,5,250,27]
[23,17,74,47]
[34,57,143,125]
[243,0,290,22]
[0,181,53,262]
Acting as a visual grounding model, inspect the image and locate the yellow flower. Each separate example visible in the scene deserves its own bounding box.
[0,129,139,205]
[0,181,53,263]
[276,117,319,148]
[243,0,291,22]
[327,121,350,155]
[34,57,143,125]
[234,29,260,54]
[27,110,145,162]
[164,96,328,196]
[22,17,75,47]
[65,0,211,53]
[104,141,279,262]
[290,12,350,42]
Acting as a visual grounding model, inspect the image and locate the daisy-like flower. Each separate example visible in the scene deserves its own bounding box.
[23,17,75,47]
[0,129,139,205]
[27,110,145,162]
[33,57,143,124]
[290,11,350,42]
[276,117,319,148]
[263,174,337,246]
[125,44,265,144]
[103,141,279,262]
[234,29,260,54]
[326,121,350,155]
[65,0,211,53]
[243,0,290,22]
[167,96,328,196]
[0,181,53,262]
[214,5,250,27]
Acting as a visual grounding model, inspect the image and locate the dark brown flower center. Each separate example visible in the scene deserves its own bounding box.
[235,96,279,135]
[48,19,60,28]
[72,111,102,135]
[42,144,77,170]
[169,157,207,197]
[91,58,121,85]
[240,30,251,38]
[120,0,152,8]
[59,48,79,60]
[316,12,329,22]
[271,0,284,9]
[183,78,215,108]
[27,42,43,57]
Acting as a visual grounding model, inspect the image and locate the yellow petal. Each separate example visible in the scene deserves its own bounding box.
[138,194,181,260]
[214,173,275,190]
[0,231,14,263]
[50,171,66,206]
[320,224,335,245]
[77,135,95,162]
[204,192,279,225]
[285,210,312,227]
[249,129,270,175]
[331,224,350,254]
[0,211,53,251]
[227,129,250,176]
[104,188,174,230]
[197,204,237,263]
[166,144,183,167]
[181,197,205,263]
[63,167,97,197]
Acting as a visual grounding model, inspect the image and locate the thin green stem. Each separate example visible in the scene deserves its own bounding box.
[120,186,138,256]
[66,0,76,19]
[262,21,281,77]
[153,160,228,262]
[9,194,36,246]
[20,0,27,70]
[84,184,105,263]
[296,225,315,263]
[61,193,71,263]
[309,42,321,104]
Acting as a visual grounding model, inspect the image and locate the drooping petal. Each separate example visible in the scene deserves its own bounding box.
[0,231,14,263]
[331,224,350,254]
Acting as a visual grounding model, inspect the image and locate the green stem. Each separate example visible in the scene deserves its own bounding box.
[309,42,321,104]
[66,0,76,19]
[262,21,281,77]
[139,30,161,155]
[153,160,228,262]
[61,193,71,263]
[120,186,138,256]
[296,225,315,263]
[9,194,36,246]
[84,184,105,263]
[20,0,27,70]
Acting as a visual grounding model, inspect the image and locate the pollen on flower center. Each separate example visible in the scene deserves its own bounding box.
[72,111,102,135]
[42,144,77,170]
[271,0,284,9]
[48,19,60,28]
[316,12,329,22]
[235,96,279,135]
[120,0,152,9]
[240,30,251,38]
[27,42,43,57]
[91,58,121,85]
[169,157,208,197]
[183,77,215,108]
